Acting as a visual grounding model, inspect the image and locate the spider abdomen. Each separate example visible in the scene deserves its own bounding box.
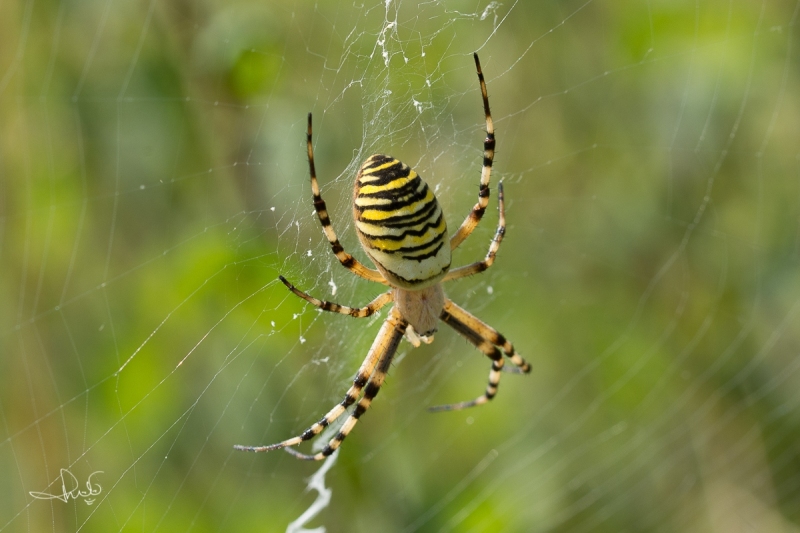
[353,155,451,289]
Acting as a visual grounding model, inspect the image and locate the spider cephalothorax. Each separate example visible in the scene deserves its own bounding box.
[235,53,530,461]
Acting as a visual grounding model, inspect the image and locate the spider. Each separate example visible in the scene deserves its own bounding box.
[235,53,530,461]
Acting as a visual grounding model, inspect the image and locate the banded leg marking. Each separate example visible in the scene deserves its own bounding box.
[286,311,408,460]
[279,275,393,317]
[233,311,405,454]
[306,113,388,285]
[428,299,529,412]
[450,53,496,251]
[444,181,505,281]
[443,298,530,372]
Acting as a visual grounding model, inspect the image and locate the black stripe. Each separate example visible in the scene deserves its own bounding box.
[471,263,489,274]
[359,159,411,185]
[361,154,395,170]
[363,382,380,399]
[375,231,446,254]
[359,212,444,242]
[377,200,440,227]
[355,183,432,212]
[358,162,411,186]
[341,393,357,407]
[441,310,483,345]
[441,310,502,360]
[384,264,450,285]
[401,241,445,262]
[357,176,423,200]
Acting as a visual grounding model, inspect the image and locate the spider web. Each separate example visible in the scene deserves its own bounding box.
[2,0,800,531]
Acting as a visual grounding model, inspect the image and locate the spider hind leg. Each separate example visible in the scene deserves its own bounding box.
[429,299,530,412]
[234,309,407,460]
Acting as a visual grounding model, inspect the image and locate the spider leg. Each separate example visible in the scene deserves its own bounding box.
[279,275,393,317]
[283,309,407,460]
[429,299,529,412]
[443,299,530,371]
[235,309,407,459]
[444,181,505,282]
[306,113,388,285]
[450,53,496,251]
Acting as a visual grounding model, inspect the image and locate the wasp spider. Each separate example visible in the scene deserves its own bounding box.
[235,53,530,461]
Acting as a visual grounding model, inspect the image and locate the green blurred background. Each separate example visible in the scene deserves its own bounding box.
[2,0,800,531]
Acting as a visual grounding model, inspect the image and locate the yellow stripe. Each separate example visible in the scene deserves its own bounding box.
[355,207,441,237]
[358,175,417,196]
[362,219,446,252]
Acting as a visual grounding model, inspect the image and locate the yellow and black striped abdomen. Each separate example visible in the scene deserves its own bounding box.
[353,155,451,289]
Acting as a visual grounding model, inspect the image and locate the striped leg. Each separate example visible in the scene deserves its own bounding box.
[450,53,496,251]
[429,299,529,412]
[444,181,505,282]
[443,299,530,372]
[234,309,407,459]
[279,275,393,317]
[306,113,388,285]
[285,310,407,460]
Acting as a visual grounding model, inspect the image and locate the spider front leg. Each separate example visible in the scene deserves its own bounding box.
[450,53,496,251]
[305,113,388,285]
[445,181,505,282]
[235,309,407,460]
[429,299,530,412]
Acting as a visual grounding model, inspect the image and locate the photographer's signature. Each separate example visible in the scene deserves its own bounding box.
[29,469,103,505]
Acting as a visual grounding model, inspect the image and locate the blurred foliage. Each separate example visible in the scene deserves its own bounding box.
[2,0,800,532]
